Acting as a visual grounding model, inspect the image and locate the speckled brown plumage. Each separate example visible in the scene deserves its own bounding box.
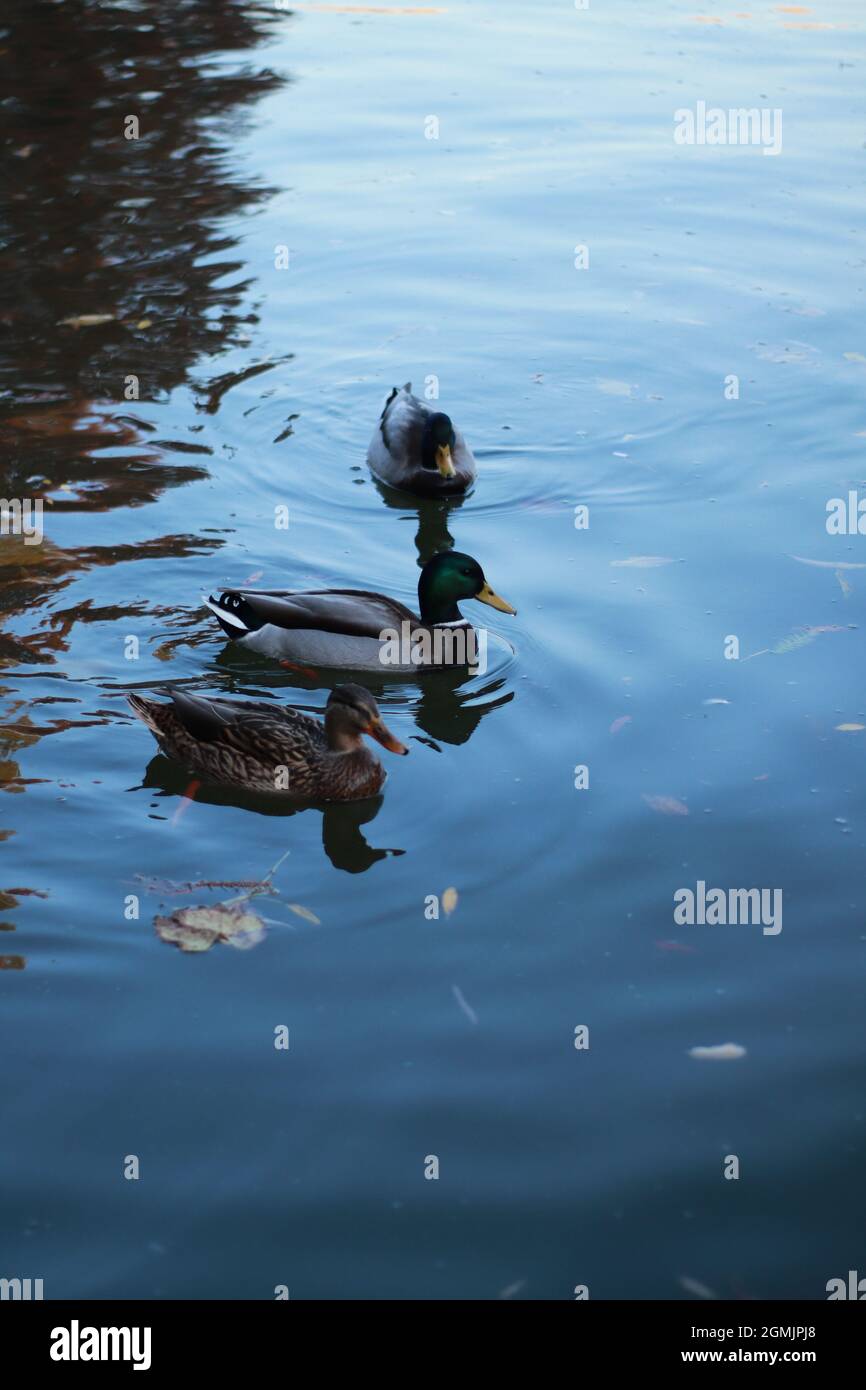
[127,686,407,801]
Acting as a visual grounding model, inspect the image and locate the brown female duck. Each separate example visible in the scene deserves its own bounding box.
[127,684,408,801]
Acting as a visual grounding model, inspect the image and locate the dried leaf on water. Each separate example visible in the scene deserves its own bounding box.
[746,623,852,660]
[452,984,478,1025]
[611,556,676,568]
[688,1042,746,1061]
[286,903,321,925]
[836,569,853,598]
[835,723,864,732]
[790,554,866,570]
[57,314,116,329]
[771,629,817,655]
[136,874,272,896]
[442,886,459,916]
[498,1279,527,1300]
[679,1275,718,1300]
[154,903,266,953]
[642,794,689,816]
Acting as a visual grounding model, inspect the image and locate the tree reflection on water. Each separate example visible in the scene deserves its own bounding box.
[0,0,285,658]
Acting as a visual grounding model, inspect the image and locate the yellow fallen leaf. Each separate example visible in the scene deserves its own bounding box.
[57,314,115,328]
[136,318,152,329]
[835,723,864,732]
[287,903,321,925]
[442,887,458,916]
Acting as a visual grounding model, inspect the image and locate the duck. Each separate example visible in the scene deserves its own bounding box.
[367,383,477,496]
[127,683,408,801]
[204,550,516,671]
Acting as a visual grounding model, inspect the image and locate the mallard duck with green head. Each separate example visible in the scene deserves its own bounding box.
[367,383,477,496]
[127,684,408,801]
[204,550,516,672]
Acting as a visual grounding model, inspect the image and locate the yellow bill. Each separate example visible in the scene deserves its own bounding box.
[435,443,456,478]
[476,581,517,615]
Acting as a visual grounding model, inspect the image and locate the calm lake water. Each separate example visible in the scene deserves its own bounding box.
[2,0,864,1300]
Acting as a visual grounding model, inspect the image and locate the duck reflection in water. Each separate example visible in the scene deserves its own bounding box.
[211,650,515,748]
[368,475,467,567]
[138,755,404,875]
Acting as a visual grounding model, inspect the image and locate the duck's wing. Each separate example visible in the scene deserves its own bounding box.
[168,689,325,755]
[379,382,427,458]
[207,588,419,639]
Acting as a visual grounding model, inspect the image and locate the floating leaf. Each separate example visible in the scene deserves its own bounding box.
[498,1279,527,1301]
[136,318,152,330]
[154,903,266,953]
[136,874,271,896]
[679,1276,717,1300]
[596,378,636,397]
[835,723,864,732]
[836,569,853,598]
[790,554,866,570]
[0,955,25,970]
[688,1042,746,1061]
[287,903,321,925]
[642,794,689,816]
[611,556,676,568]
[772,630,816,655]
[843,352,866,363]
[609,715,632,735]
[442,886,459,916]
[57,313,116,329]
[452,984,478,1025]
[746,622,852,661]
